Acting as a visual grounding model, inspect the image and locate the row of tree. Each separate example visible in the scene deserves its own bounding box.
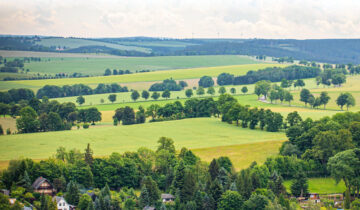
[316,68,347,87]
[149,79,188,91]
[299,88,356,110]
[104,68,132,76]
[0,97,102,133]
[112,94,285,133]
[0,88,35,104]
[215,65,321,86]
[36,83,128,99]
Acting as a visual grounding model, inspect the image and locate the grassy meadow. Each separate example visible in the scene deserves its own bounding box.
[0,63,285,91]
[6,55,262,76]
[0,118,286,167]
[284,178,346,194]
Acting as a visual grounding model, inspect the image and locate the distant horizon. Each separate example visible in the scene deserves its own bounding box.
[0,34,359,40]
[1,0,359,39]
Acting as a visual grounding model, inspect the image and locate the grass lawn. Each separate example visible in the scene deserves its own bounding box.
[12,55,263,76]
[0,118,286,164]
[284,178,346,194]
[0,63,284,90]
[193,140,285,170]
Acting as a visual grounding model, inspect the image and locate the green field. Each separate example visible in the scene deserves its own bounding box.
[193,140,285,170]
[0,118,286,163]
[2,55,263,76]
[0,63,284,90]
[0,50,123,58]
[284,178,346,194]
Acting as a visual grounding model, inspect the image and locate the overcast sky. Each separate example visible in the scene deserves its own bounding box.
[0,0,359,39]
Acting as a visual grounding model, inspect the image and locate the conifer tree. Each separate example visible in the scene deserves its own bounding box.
[181,170,196,203]
[84,143,93,165]
[65,181,80,205]
[217,167,230,190]
[101,183,111,198]
[172,161,186,192]
[17,170,32,192]
[229,182,238,191]
[209,159,219,181]
[87,201,95,210]
[141,176,160,205]
[39,194,47,210]
[139,186,150,208]
[209,178,223,206]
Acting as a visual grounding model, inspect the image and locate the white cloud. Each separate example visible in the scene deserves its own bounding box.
[0,0,359,38]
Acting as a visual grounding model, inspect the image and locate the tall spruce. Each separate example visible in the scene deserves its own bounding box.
[139,186,150,208]
[172,161,186,193]
[39,194,47,210]
[181,170,196,203]
[209,159,220,181]
[84,143,93,165]
[141,176,160,205]
[209,178,223,207]
[65,181,80,205]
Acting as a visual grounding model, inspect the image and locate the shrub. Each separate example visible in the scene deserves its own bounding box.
[83,123,90,129]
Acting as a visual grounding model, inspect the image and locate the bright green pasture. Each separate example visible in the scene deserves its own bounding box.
[284,178,346,194]
[36,37,150,53]
[19,55,262,75]
[1,63,283,90]
[73,86,341,121]
[0,118,286,162]
[283,75,360,112]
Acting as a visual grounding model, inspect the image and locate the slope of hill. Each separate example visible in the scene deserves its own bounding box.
[1,36,360,63]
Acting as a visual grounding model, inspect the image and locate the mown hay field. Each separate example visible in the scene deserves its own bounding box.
[0,63,285,90]
[2,55,263,75]
[0,118,286,165]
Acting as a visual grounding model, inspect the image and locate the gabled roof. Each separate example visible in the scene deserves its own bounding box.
[0,189,9,196]
[31,177,52,189]
[52,196,65,204]
[161,193,175,199]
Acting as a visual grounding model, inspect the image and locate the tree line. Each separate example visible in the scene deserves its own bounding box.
[0,97,102,134]
[111,94,284,133]
[36,83,129,99]
[220,65,321,86]
[104,68,132,76]
[149,79,188,91]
